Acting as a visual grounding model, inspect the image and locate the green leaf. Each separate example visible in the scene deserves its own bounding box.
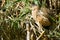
[49,15,56,22]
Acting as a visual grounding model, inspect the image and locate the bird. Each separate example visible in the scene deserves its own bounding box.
[31,5,51,33]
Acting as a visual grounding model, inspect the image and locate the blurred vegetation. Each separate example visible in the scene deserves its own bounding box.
[0,0,60,40]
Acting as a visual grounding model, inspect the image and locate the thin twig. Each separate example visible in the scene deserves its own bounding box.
[36,31,45,40]
[49,0,52,9]
[26,23,30,40]
[15,2,20,9]
[2,29,10,40]
[1,0,5,7]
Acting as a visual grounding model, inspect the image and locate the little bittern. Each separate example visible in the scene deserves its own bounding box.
[31,5,51,32]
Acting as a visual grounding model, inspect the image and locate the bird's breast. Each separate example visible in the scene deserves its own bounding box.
[36,15,51,26]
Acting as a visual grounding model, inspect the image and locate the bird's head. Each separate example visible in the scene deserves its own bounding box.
[30,5,39,12]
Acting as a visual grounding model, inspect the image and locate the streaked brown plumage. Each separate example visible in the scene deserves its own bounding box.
[31,5,51,27]
[31,6,51,38]
[29,5,51,40]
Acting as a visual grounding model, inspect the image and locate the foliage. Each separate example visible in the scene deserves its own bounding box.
[0,0,60,40]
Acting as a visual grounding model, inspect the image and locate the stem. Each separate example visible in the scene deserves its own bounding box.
[26,23,30,40]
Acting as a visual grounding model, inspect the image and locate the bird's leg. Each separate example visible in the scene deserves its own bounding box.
[35,21,44,33]
[35,21,45,40]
